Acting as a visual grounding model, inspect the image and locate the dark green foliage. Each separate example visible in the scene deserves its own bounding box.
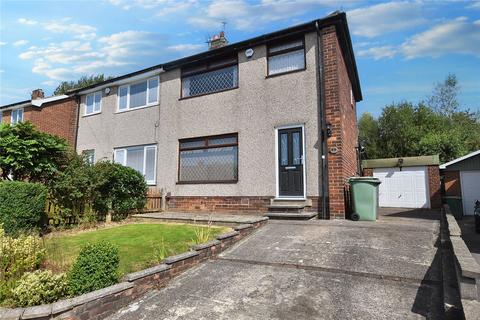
[359,74,480,163]
[53,74,112,95]
[48,159,147,223]
[0,122,68,182]
[0,181,47,235]
[67,241,119,296]
[93,162,147,220]
[48,154,98,221]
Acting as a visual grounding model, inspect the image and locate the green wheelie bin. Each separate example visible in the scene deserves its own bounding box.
[348,177,381,221]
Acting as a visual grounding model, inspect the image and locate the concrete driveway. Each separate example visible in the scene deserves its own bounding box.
[107,209,444,319]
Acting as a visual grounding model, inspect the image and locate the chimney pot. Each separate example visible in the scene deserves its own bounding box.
[209,31,228,50]
[31,89,44,100]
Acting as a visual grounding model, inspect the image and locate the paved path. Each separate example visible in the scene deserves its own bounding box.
[108,210,444,319]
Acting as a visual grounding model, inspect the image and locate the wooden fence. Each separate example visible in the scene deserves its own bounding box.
[145,188,163,212]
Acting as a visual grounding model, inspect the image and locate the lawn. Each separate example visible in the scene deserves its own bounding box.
[44,223,229,275]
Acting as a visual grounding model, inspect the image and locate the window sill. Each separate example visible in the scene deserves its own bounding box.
[115,103,158,114]
[179,86,239,101]
[176,180,238,185]
[265,67,306,79]
[82,111,102,117]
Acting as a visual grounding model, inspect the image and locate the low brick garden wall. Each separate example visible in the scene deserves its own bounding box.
[0,219,268,320]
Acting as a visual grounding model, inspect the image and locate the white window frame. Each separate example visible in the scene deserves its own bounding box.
[11,108,24,124]
[84,91,102,116]
[117,76,159,113]
[114,145,157,185]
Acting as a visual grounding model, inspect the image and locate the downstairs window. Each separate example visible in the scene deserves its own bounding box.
[114,145,157,185]
[178,134,238,183]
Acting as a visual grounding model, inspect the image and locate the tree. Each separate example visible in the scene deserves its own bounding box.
[427,73,460,116]
[0,122,68,182]
[358,74,480,163]
[53,74,112,95]
[358,112,380,159]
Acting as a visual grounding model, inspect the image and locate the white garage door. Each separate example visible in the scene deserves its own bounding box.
[460,171,480,215]
[373,166,430,208]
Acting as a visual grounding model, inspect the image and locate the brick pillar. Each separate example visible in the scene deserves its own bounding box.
[428,165,441,209]
[322,26,359,219]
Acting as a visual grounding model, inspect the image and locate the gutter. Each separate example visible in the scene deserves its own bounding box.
[315,21,329,219]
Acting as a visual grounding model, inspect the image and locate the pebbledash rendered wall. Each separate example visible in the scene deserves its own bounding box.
[76,27,359,216]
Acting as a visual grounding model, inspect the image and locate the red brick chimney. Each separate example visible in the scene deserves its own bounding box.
[31,89,44,100]
[209,31,228,50]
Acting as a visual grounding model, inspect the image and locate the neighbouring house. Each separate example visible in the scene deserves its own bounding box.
[69,11,361,218]
[440,150,480,216]
[0,89,78,147]
[362,155,441,209]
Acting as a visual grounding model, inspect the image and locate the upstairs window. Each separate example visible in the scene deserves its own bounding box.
[11,108,24,124]
[118,77,159,112]
[114,145,157,185]
[181,57,238,98]
[178,133,238,183]
[267,38,305,76]
[85,91,102,115]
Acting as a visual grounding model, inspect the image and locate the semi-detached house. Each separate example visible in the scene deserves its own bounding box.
[15,11,361,219]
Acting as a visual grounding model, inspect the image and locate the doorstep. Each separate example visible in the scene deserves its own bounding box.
[263,211,317,220]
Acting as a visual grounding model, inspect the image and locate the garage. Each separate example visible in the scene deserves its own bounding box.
[441,150,480,216]
[362,155,441,209]
[373,166,429,208]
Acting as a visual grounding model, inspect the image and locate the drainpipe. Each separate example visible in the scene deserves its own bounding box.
[315,21,329,219]
[73,95,80,153]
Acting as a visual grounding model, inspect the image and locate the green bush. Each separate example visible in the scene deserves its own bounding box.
[0,226,45,282]
[93,162,147,220]
[0,181,47,235]
[67,241,119,296]
[12,270,68,307]
[48,154,98,223]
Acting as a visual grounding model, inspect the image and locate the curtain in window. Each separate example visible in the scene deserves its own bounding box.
[148,78,158,104]
[119,86,128,110]
[268,50,304,75]
[129,81,147,108]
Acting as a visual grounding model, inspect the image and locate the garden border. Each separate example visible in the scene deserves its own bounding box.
[0,218,268,320]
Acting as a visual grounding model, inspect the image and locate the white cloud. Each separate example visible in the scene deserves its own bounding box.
[0,42,7,46]
[167,43,205,56]
[43,21,96,35]
[13,40,29,47]
[467,1,480,9]
[357,46,397,60]
[18,18,38,25]
[18,30,168,81]
[107,0,198,14]
[401,17,480,58]
[348,1,425,38]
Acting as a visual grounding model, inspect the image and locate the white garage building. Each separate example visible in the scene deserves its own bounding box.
[441,150,480,216]
[362,155,441,209]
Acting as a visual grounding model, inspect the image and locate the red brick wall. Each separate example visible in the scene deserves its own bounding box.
[322,25,359,219]
[443,170,462,197]
[428,165,441,209]
[167,196,320,213]
[1,98,78,147]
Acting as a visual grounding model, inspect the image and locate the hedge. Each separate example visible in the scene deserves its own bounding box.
[0,181,47,235]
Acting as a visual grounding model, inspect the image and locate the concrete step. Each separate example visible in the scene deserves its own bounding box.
[267,199,312,213]
[263,212,317,220]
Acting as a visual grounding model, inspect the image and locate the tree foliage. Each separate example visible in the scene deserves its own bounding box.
[0,122,68,182]
[53,74,112,95]
[359,74,480,163]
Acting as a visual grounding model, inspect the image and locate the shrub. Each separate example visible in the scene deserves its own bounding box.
[48,154,98,224]
[93,162,147,220]
[0,226,45,282]
[0,181,48,235]
[67,241,119,296]
[12,270,68,307]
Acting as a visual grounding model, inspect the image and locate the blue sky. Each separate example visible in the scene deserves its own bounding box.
[0,0,479,117]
